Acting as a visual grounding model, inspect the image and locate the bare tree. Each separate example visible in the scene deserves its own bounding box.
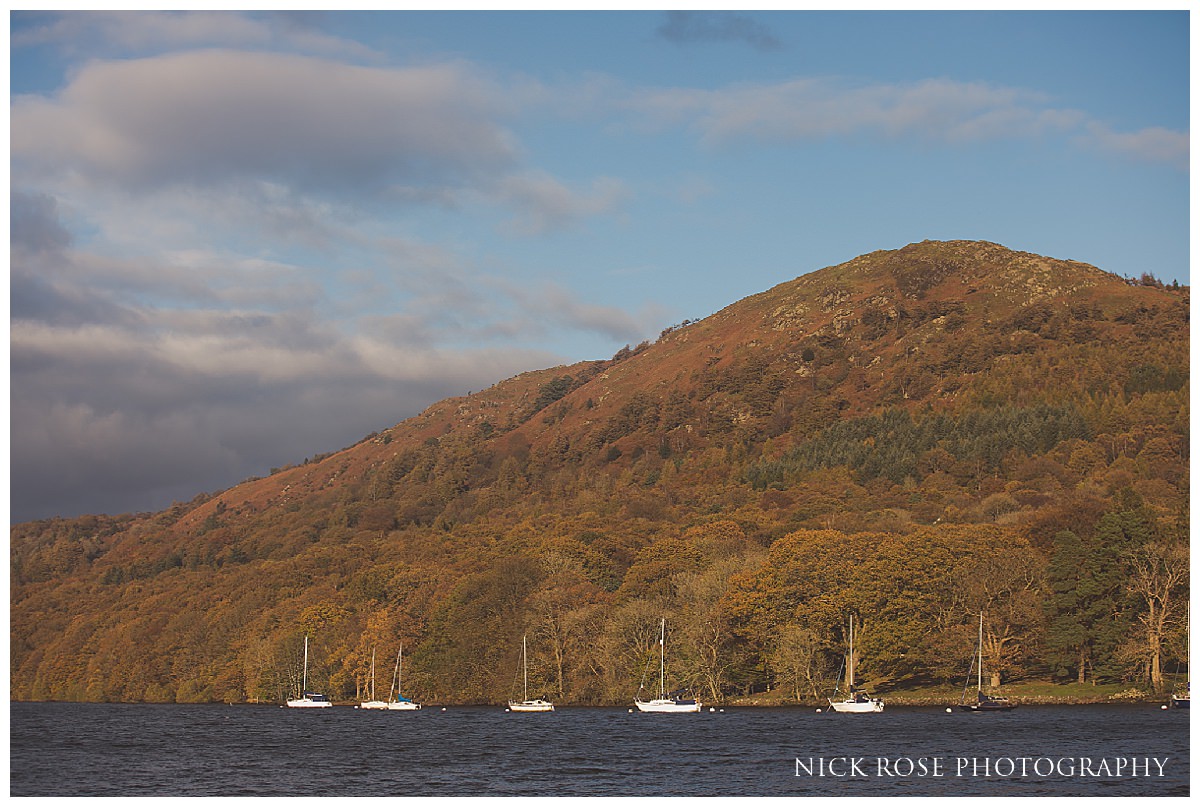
[596,598,672,701]
[673,566,731,703]
[1122,541,1189,692]
[769,624,827,701]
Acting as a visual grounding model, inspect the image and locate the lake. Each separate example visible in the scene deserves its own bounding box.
[9,701,1189,797]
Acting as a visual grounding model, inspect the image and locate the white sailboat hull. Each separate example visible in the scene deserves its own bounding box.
[359,700,389,710]
[387,700,422,710]
[286,696,332,708]
[829,698,884,713]
[635,698,702,713]
[508,699,555,712]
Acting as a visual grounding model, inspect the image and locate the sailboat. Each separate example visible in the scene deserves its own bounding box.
[958,612,1016,712]
[828,615,884,713]
[1171,603,1189,709]
[359,647,389,710]
[635,618,701,713]
[286,635,333,708]
[507,634,554,712]
[387,644,422,710]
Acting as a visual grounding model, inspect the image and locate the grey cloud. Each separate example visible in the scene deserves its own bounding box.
[15,230,322,322]
[11,189,72,252]
[657,11,782,52]
[12,49,517,195]
[10,396,246,520]
[9,224,607,522]
[10,267,132,329]
[9,374,481,522]
[9,293,564,522]
[9,197,139,329]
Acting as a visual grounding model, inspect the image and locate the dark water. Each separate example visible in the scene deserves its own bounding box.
[9,702,1189,796]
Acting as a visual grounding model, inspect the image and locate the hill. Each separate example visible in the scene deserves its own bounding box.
[10,240,1189,705]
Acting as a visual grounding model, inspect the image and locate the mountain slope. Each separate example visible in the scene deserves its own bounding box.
[11,240,1189,704]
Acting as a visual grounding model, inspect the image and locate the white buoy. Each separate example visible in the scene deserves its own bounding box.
[627,708,633,713]
[945,707,953,713]
[1161,704,1169,710]
[815,708,822,713]
[441,707,447,712]
[719,709,724,713]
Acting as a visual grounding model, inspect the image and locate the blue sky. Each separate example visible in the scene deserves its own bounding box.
[8,9,1191,522]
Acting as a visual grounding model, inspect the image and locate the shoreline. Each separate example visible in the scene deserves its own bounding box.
[12,693,1184,708]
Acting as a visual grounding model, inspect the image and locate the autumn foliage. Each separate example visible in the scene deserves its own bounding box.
[10,241,1189,704]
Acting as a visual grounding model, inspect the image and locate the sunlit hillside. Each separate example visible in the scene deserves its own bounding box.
[11,240,1189,705]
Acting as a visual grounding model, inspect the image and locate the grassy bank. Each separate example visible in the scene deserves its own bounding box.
[728,680,1179,707]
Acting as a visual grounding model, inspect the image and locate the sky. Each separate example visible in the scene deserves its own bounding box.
[7,9,1192,523]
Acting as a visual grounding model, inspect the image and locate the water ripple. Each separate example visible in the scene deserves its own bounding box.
[10,703,1189,797]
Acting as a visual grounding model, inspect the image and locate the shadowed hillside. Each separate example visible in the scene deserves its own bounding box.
[11,240,1189,705]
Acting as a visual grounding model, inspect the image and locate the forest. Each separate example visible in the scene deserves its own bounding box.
[9,240,1190,705]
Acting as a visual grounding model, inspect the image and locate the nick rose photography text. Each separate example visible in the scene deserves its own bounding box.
[794,756,1170,779]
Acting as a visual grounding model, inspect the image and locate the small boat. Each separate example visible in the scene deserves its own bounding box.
[359,647,388,710]
[957,612,1016,712]
[635,619,701,713]
[508,634,554,712]
[287,635,333,708]
[387,644,422,711]
[828,615,884,713]
[1170,685,1189,709]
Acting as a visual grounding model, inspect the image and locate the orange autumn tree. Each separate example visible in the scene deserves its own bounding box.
[725,525,1047,695]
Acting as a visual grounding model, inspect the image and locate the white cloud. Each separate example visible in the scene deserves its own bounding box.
[1080,122,1189,169]
[630,77,1070,144]
[620,75,1185,169]
[12,10,379,61]
[492,172,629,235]
[12,49,517,194]
[501,281,653,342]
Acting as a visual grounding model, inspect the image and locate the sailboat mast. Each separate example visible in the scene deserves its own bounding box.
[522,634,529,701]
[370,647,376,701]
[1184,602,1190,696]
[977,612,984,693]
[302,635,309,694]
[847,615,855,691]
[388,646,401,701]
[660,619,666,698]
